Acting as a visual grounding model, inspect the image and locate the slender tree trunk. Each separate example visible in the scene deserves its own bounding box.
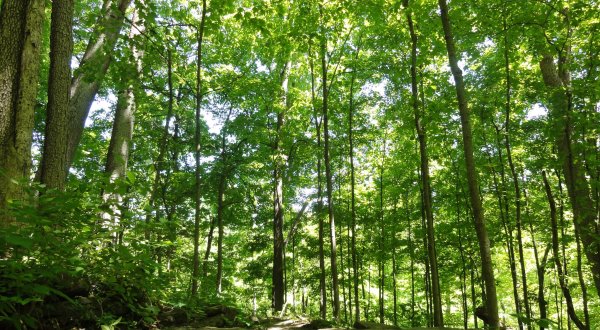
[272,61,290,312]
[319,4,340,319]
[403,1,443,324]
[540,53,600,299]
[0,0,44,220]
[392,237,397,327]
[216,166,225,294]
[574,228,590,328]
[527,210,551,330]
[378,139,385,325]
[145,47,175,241]
[471,258,478,329]
[541,170,588,330]
[501,15,530,322]
[348,42,361,324]
[487,130,521,328]
[202,216,215,278]
[437,1,499,327]
[40,0,74,190]
[309,44,327,319]
[191,0,207,296]
[62,0,132,173]
[406,192,415,327]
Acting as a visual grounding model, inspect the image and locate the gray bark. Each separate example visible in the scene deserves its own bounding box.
[64,0,132,173]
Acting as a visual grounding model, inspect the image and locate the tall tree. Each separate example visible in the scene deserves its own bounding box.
[542,170,588,330]
[347,40,360,324]
[192,0,207,296]
[540,51,600,299]
[103,11,144,230]
[403,0,443,325]
[437,0,500,327]
[272,60,291,312]
[319,3,340,319]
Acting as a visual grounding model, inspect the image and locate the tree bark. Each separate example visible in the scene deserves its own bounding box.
[0,0,44,221]
[437,0,499,327]
[191,0,207,296]
[40,0,74,190]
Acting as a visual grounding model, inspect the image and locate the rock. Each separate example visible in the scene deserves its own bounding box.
[353,321,399,329]
[301,319,334,329]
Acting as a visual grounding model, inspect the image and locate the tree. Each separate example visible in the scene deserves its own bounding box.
[192,0,207,296]
[437,0,500,327]
[403,0,443,325]
[64,0,132,173]
[319,2,340,319]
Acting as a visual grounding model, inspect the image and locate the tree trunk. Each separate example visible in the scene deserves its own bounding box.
[191,0,207,296]
[348,41,360,324]
[437,0,499,327]
[63,0,132,173]
[574,228,590,328]
[404,0,443,324]
[0,0,44,221]
[40,0,74,190]
[202,216,216,278]
[540,53,600,299]
[320,4,340,319]
[309,45,327,319]
[501,16,530,322]
[378,137,386,325]
[103,13,143,237]
[541,170,587,330]
[272,61,290,312]
[487,127,521,328]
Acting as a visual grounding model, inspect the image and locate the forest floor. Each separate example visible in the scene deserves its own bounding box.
[163,317,470,330]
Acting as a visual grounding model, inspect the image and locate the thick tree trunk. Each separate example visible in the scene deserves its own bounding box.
[542,170,587,330]
[0,0,27,148]
[320,4,340,319]
[437,0,499,327]
[404,1,443,325]
[0,0,44,221]
[540,53,600,299]
[40,0,74,190]
[63,0,132,172]
[191,0,207,296]
[103,14,143,236]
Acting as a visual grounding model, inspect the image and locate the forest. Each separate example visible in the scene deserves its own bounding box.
[0,0,599,329]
